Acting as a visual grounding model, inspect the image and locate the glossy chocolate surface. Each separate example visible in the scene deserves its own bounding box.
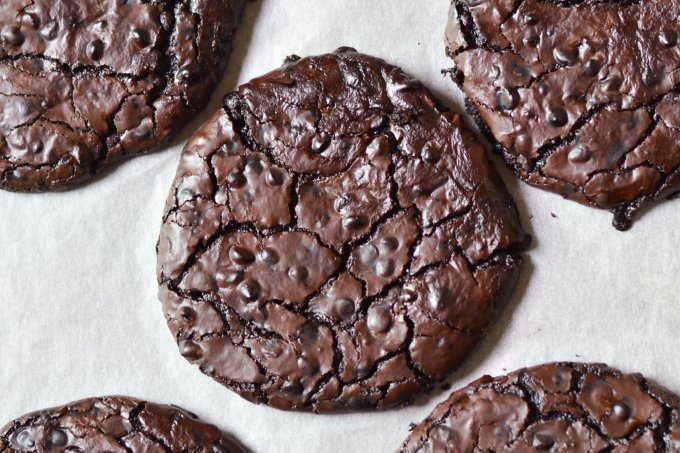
[157,49,528,412]
[0,396,244,452]
[447,0,680,229]
[401,362,680,452]
[0,0,245,191]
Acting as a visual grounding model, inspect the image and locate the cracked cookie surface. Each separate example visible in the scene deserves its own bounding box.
[401,362,680,452]
[0,396,244,452]
[446,0,680,230]
[156,49,529,412]
[0,0,245,191]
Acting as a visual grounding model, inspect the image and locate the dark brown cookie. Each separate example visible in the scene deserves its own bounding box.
[401,362,680,452]
[0,396,244,452]
[156,49,529,412]
[0,0,245,191]
[446,0,680,230]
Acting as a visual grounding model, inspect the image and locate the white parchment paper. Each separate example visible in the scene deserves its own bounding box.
[2,1,680,452]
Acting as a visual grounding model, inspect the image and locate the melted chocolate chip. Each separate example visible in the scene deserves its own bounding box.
[86,39,105,61]
[546,107,568,128]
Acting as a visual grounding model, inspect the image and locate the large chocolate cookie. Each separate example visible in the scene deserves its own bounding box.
[446,0,680,230]
[401,362,680,452]
[156,49,529,412]
[0,396,244,452]
[0,0,245,191]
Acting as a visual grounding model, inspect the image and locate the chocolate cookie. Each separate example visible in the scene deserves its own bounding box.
[0,0,245,191]
[0,396,244,452]
[156,49,529,412]
[446,0,680,230]
[401,362,680,452]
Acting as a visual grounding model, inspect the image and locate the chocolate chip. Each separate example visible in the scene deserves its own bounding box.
[227,171,247,188]
[179,340,203,361]
[367,307,392,334]
[129,28,150,47]
[265,167,285,186]
[22,11,41,29]
[375,259,395,278]
[86,39,105,61]
[545,107,568,128]
[659,28,678,47]
[245,158,264,174]
[30,140,44,155]
[524,13,539,25]
[1,27,24,46]
[611,401,631,421]
[553,46,579,66]
[532,433,554,450]
[283,54,301,64]
[567,144,591,163]
[297,356,319,375]
[175,65,193,82]
[342,214,367,230]
[259,247,280,265]
[523,35,540,47]
[15,430,35,449]
[229,246,255,265]
[495,87,517,111]
[400,287,418,302]
[311,134,331,153]
[179,306,195,321]
[583,59,602,77]
[237,279,260,301]
[215,269,244,287]
[334,46,358,54]
[288,266,309,282]
[359,244,379,264]
[48,429,68,448]
[380,236,399,250]
[334,298,355,320]
[422,146,441,163]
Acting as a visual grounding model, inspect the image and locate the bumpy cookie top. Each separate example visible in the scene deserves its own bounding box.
[156,49,528,412]
[0,0,244,191]
[0,396,244,452]
[401,362,680,452]
[447,0,680,229]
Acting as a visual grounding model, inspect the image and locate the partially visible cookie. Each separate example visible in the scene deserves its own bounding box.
[446,0,680,230]
[0,0,245,191]
[0,396,244,452]
[156,49,529,412]
[401,362,680,452]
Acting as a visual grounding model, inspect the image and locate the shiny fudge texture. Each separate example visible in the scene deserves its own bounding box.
[0,0,245,191]
[156,49,529,412]
[0,396,244,452]
[401,362,680,452]
[446,0,680,229]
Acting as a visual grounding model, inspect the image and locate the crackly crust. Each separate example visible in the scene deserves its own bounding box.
[155,49,529,412]
[401,362,680,452]
[446,0,680,230]
[0,396,244,452]
[0,0,245,191]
